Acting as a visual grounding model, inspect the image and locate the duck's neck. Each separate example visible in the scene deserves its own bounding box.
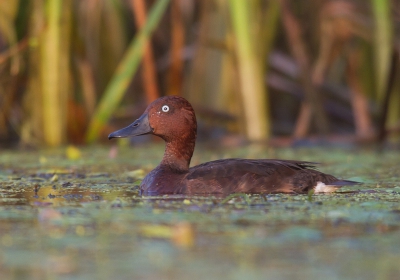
[160,137,195,173]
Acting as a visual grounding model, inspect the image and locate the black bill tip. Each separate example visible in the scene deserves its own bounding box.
[108,113,152,140]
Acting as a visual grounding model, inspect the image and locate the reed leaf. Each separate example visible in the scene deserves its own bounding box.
[371,0,393,101]
[228,0,270,140]
[85,0,170,143]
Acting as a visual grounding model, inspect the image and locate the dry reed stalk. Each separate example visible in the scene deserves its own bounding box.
[131,0,160,102]
[280,0,328,138]
[77,58,96,118]
[167,0,185,96]
[346,49,373,139]
[40,0,71,146]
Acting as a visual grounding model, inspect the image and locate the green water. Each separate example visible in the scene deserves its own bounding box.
[0,144,399,279]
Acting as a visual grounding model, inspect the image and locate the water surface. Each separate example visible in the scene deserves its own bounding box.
[0,145,399,279]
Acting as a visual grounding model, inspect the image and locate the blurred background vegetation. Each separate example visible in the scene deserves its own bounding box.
[0,0,399,148]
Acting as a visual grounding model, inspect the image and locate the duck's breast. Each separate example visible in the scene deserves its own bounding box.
[140,166,187,195]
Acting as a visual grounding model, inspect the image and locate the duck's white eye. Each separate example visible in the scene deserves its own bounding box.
[162,105,169,112]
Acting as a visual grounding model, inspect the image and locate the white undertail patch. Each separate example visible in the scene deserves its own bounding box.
[314,181,338,193]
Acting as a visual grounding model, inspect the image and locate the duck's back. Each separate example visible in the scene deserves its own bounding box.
[176,159,345,195]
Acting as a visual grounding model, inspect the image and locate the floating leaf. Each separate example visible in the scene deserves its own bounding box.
[66,145,81,160]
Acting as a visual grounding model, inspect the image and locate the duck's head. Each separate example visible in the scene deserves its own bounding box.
[108,96,197,143]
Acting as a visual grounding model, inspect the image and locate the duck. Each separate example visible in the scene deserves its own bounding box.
[108,96,358,195]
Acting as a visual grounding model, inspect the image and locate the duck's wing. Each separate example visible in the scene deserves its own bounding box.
[188,159,317,178]
[185,159,353,194]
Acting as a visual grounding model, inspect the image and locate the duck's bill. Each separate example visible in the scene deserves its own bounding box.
[108,113,152,139]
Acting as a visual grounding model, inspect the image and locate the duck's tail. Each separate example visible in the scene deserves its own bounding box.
[314,180,361,193]
[330,180,361,186]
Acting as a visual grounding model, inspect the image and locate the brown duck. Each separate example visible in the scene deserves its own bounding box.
[109,96,357,195]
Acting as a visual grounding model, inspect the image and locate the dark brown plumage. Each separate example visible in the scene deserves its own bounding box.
[109,96,358,195]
